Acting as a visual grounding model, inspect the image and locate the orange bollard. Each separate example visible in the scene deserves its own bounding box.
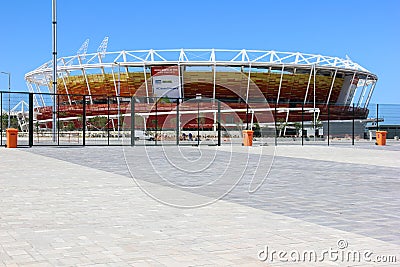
[6,128,18,148]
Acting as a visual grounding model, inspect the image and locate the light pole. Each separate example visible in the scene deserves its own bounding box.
[52,0,58,143]
[0,71,11,128]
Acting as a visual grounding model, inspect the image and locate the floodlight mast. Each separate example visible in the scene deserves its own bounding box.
[52,0,57,143]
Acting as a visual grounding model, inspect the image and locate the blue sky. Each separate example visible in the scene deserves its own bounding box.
[0,0,399,104]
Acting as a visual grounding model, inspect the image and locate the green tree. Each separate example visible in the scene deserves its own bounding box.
[88,116,108,130]
[294,122,302,137]
[277,118,287,137]
[1,114,19,129]
[252,122,261,137]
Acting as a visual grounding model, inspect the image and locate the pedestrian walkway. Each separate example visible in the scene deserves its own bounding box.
[0,145,399,266]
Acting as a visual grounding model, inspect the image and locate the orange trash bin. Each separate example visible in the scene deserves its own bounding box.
[376,131,387,146]
[242,130,254,146]
[6,128,18,148]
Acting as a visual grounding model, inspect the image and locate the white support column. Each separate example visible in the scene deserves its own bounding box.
[111,66,118,96]
[364,79,377,108]
[212,64,217,131]
[303,66,313,104]
[33,83,46,107]
[283,109,290,136]
[326,69,337,106]
[143,65,149,104]
[143,115,147,132]
[178,63,183,99]
[82,68,93,104]
[124,65,129,79]
[245,64,252,104]
[78,55,92,104]
[213,64,216,100]
[111,117,116,131]
[347,72,357,106]
[98,54,106,77]
[276,64,284,104]
[180,65,185,99]
[26,82,40,108]
[316,109,321,122]
[356,75,369,107]
[60,73,72,105]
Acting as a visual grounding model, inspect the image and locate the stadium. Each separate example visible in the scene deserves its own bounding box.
[24,41,378,139]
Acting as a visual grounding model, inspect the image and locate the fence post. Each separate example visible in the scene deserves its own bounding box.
[176,99,179,145]
[29,93,34,147]
[352,103,355,145]
[107,97,110,146]
[301,102,304,146]
[131,96,135,146]
[376,104,379,131]
[57,94,60,146]
[217,101,221,146]
[197,100,200,146]
[327,103,330,146]
[155,98,158,146]
[82,95,86,146]
[274,105,277,146]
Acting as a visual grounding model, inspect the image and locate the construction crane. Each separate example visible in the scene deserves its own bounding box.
[76,39,90,61]
[97,37,109,59]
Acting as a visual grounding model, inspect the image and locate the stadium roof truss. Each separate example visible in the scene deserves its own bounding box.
[25,49,378,109]
[26,49,374,75]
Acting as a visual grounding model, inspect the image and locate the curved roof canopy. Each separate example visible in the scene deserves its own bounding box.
[25,49,377,82]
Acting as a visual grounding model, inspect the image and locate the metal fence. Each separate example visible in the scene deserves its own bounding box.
[1,91,399,147]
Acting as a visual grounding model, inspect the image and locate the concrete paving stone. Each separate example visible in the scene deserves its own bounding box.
[1,145,400,266]
[20,262,53,267]
[0,253,11,261]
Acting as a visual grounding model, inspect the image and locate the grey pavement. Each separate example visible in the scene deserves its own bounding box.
[0,144,399,266]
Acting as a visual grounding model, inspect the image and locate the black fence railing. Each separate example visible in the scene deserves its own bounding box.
[1,91,399,147]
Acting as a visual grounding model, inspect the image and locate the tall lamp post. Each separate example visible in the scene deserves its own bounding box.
[52,0,58,143]
[0,71,11,128]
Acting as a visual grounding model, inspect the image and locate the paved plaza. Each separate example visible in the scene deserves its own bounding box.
[0,143,399,266]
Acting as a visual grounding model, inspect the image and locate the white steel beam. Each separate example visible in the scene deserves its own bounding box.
[356,75,369,107]
[326,69,337,106]
[33,82,46,107]
[364,80,377,108]
[26,82,40,108]
[245,65,252,104]
[212,64,216,100]
[111,65,118,97]
[60,73,72,105]
[143,65,149,104]
[276,65,285,104]
[304,66,314,104]
[347,72,357,106]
